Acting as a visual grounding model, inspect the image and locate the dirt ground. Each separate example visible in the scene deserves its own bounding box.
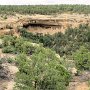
[68,71,90,90]
[4,64,18,90]
[0,48,18,90]
[68,82,89,90]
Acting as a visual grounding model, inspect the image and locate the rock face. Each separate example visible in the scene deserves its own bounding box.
[17,18,89,31]
[0,63,19,90]
[0,65,9,80]
[22,18,62,28]
[70,67,77,76]
[0,14,90,35]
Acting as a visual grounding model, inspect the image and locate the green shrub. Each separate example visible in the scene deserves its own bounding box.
[15,48,71,90]
[21,41,37,55]
[7,58,14,63]
[0,44,2,48]
[2,46,16,53]
[0,58,4,64]
[3,15,7,19]
[73,46,90,71]
[0,58,6,64]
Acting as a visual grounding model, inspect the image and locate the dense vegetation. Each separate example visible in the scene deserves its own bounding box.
[0,5,90,15]
[17,24,90,71]
[15,49,70,90]
[1,23,90,89]
[19,24,90,56]
[73,46,90,71]
[0,35,71,90]
[0,4,90,89]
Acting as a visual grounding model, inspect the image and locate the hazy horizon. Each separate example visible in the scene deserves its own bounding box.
[0,0,89,5]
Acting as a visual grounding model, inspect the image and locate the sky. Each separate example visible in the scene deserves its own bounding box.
[0,0,90,5]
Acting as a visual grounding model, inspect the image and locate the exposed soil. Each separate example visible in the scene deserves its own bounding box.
[0,49,15,58]
[4,63,19,90]
[68,71,90,90]
[0,63,18,90]
[0,48,18,90]
[28,27,65,34]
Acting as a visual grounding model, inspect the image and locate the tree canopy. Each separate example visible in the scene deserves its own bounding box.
[15,47,71,90]
[0,5,90,15]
